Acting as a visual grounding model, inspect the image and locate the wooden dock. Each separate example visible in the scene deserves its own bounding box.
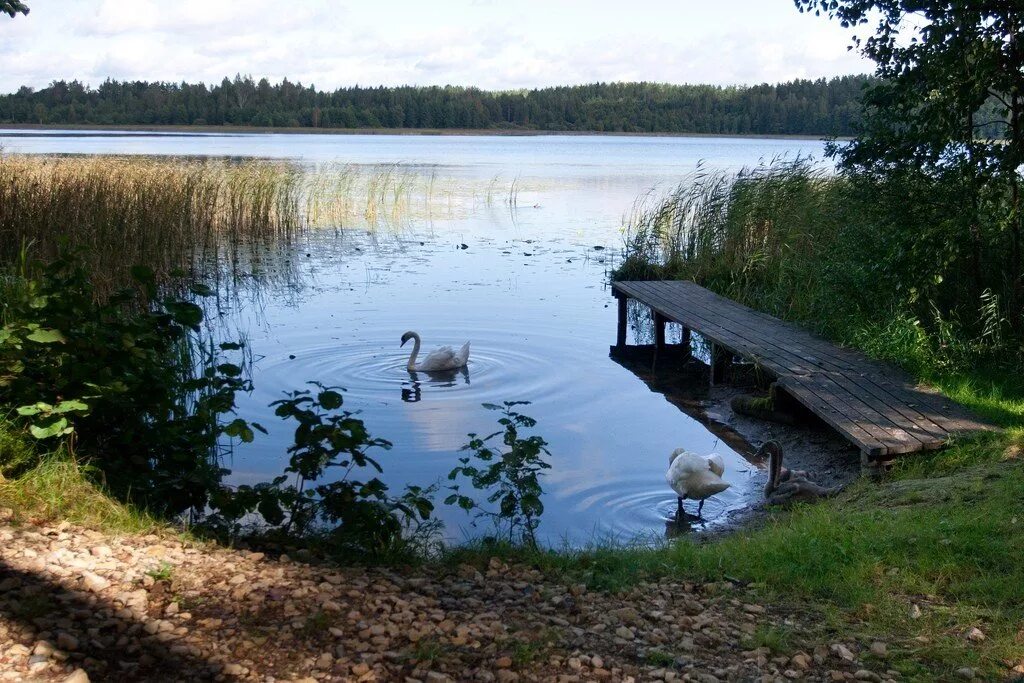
[612,280,994,461]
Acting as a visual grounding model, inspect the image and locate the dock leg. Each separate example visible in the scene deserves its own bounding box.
[654,312,666,351]
[860,452,895,479]
[652,311,666,371]
[681,326,692,355]
[710,344,731,386]
[616,293,628,349]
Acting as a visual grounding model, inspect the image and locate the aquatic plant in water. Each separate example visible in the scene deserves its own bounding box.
[446,402,551,547]
[209,382,436,554]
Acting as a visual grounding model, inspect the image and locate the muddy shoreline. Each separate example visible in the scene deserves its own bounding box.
[609,346,861,538]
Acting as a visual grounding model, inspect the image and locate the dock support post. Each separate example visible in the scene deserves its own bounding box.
[615,293,628,349]
[681,326,692,359]
[860,452,895,479]
[710,344,731,386]
[652,311,667,371]
[654,312,666,351]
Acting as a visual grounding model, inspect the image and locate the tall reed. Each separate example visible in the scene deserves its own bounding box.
[0,156,307,296]
[616,158,1018,374]
[0,156,520,297]
[618,159,854,324]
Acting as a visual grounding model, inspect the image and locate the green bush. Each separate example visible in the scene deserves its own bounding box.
[446,402,551,547]
[0,253,257,517]
[209,382,436,555]
[616,160,1022,376]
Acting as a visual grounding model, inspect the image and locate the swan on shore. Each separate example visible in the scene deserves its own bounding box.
[666,449,730,519]
[760,441,840,505]
[401,331,470,372]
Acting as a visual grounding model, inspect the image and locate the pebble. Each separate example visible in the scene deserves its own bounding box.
[956,667,976,679]
[869,641,887,657]
[791,653,812,669]
[81,571,110,592]
[830,643,855,662]
[0,517,908,682]
[56,632,79,651]
[966,627,985,642]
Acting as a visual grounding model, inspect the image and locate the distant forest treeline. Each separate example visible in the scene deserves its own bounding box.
[0,75,872,135]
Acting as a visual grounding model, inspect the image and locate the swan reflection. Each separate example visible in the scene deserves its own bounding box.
[401,366,471,403]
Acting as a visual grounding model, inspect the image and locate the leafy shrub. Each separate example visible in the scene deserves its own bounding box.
[211,383,435,554]
[446,402,551,546]
[0,253,257,516]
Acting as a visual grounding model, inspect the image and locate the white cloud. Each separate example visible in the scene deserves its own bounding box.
[0,0,873,93]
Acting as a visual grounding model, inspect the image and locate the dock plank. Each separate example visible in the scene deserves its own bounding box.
[613,280,994,457]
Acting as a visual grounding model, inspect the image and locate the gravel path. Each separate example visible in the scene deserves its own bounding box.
[0,513,901,682]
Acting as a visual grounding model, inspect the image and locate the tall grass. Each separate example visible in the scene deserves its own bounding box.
[0,156,307,295]
[0,155,520,297]
[616,158,1018,376]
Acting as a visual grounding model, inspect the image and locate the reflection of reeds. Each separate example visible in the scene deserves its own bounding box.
[0,155,522,296]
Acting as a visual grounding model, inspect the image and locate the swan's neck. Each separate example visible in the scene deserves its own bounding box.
[406,333,421,371]
[765,443,782,495]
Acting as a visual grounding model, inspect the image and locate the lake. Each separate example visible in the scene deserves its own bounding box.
[1,130,828,545]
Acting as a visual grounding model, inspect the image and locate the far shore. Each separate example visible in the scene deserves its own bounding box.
[0,122,841,141]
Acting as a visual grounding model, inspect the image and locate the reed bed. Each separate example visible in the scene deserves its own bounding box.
[618,159,858,327]
[0,156,307,295]
[0,155,518,297]
[616,157,1021,374]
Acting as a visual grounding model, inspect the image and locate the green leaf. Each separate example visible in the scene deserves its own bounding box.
[224,418,256,443]
[17,402,49,416]
[165,301,203,327]
[189,283,215,297]
[217,363,242,377]
[25,328,66,344]
[29,417,71,440]
[318,390,343,410]
[53,399,89,414]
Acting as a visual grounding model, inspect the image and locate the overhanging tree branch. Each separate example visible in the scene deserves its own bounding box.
[1,1,28,18]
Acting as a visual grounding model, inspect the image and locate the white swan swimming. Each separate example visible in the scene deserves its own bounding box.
[666,448,730,519]
[401,331,470,372]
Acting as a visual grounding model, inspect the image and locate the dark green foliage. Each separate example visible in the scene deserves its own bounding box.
[0,76,870,136]
[0,253,257,516]
[446,402,550,546]
[616,159,1023,375]
[795,1,1024,328]
[210,383,435,554]
[1,1,28,18]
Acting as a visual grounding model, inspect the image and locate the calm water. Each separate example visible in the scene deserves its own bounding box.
[2,129,827,545]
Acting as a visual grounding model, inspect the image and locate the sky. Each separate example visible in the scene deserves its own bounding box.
[0,0,873,94]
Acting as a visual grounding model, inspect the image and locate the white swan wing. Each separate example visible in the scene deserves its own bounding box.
[666,452,704,492]
[667,451,730,499]
[418,345,458,371]
[455,341,470,366]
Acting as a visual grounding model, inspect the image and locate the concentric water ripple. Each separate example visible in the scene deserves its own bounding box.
[250,327,575,409]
